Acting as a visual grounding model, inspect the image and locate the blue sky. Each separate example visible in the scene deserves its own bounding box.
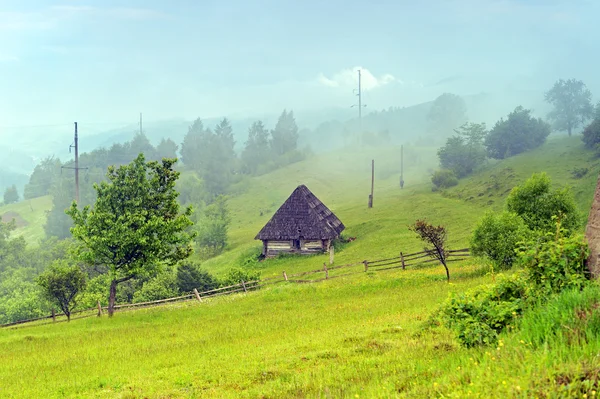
[0,0,598,131]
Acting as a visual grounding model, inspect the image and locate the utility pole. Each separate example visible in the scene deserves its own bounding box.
[139,112,143,135]
[62,122,88,205]
[351,69,366,130]
[400,145,405,189]
[368,159,374,208]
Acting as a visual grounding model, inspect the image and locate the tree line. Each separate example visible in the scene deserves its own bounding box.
[431,79,600,189]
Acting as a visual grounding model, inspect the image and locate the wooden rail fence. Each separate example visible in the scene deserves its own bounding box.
[1,248,470,328]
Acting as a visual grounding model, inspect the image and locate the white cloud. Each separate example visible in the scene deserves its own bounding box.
[318,67,399,91]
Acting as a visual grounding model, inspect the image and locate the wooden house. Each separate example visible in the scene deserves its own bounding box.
[255,184,345,257]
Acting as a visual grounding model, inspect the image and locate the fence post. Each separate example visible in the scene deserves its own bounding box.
[241,280,247,293]
[97,300,103,317]
[323,263,329,279]
[329,246,334,265]
[363,260,369,272]
[193,288,203,302]
[283,271,288,281]
[51,308,56,322]
[401,252,405,270]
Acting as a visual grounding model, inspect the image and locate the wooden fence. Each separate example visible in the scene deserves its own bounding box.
[0,248,470,329]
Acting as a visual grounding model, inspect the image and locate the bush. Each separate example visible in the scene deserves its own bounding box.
[571,167,589,179]
[506,172,580,234]
[176,262,219,293]
[582,118,600,150]
[221,268,261,287]
[431,169,458,190]
[470,211,531,269]
[517,229,589,295]
[132,272,179,303]
[485,106,550,159]
[437,122,487,178]
[438,273,529,347]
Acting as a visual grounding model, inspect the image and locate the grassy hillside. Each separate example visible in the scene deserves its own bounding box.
[0,195,52,244]
[0,135,598,398]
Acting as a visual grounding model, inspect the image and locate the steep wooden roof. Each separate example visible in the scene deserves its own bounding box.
[255,185,345,241]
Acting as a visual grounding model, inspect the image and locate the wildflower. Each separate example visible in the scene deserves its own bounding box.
[520,340,525,344]
[491,357,496,361]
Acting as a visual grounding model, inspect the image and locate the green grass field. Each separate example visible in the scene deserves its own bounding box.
[1,135,599,398]
[0,195,52,244]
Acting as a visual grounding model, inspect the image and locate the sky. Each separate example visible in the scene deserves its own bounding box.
[0,0,598,133]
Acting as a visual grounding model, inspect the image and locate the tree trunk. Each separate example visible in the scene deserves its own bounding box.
[108,279,117,317]
[66,311,71,322]
[442,260,450,282]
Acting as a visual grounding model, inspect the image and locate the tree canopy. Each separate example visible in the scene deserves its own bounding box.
[67,154,195,316]
[484,106,550,159]
[437,122,487,178]
[545,78,593,136]
[3,185,19,204]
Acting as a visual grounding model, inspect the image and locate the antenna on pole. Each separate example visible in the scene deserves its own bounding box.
[351,68,367,130]
[139,112,143,135]
[62,122,88,205]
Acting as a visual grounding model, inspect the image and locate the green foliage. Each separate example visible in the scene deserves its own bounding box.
[176,262,219,293]
[67,154,195,314]
[3,185,19,204]
[155,138,179,160]
[242,121,271,174]
[409,219,450,281]
[195,195,230,257]
[545,78,594,136]
[485,106,551,159]
[221,267,261,286]
[437,273,529,347]
[437,122,487,178]
[582,118,600,150]
[132,271,179,303]
[517,229,589,295]
[431,169,458,190]
[36,260,87,320]
[175,173,206,207]
[506,172,580,234]
[180,118,236,199]
[470,211,530,269]
[271,109,299,156]
[24,156,61,199]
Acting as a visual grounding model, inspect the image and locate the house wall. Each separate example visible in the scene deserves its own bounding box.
[264,239,329,257]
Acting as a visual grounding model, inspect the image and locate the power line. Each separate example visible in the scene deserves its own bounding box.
[60,122,88,205]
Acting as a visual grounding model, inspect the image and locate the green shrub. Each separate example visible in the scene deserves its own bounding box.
[176,262,219,293]
[582,118,600,149]
[431,169,458,190]
[221,268,261,287]
[132,272,179,303]
[470,211,531,269]
[506,172,580,234]
[517,228,589,295]
[438,273,529,347]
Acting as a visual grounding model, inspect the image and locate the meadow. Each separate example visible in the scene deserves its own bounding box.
[0,135,599,398]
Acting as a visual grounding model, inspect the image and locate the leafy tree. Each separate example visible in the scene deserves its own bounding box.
[545,78,593,136]
[242,121,271,174]
[582,118,600,151]
[427,93,468,137]
[409,220,450,281]
[271,110,299,156]
[196,195,230,257]
[129,132,156,160]
[36,261,86,321]
[155,138,179,160]
[176,262,219,293]
[471,211,530,269]
[437,122,487,178]
[180,118,209,172]
[24,156,61,199]
[485,106,551,159]
[3,185,19,204]
[132,270,179,303]
[506,173,580,234]
[176,173,205,207]
[221,267,261,287]
[67,154,195,316]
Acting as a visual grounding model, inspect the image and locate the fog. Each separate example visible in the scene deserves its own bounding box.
[0,0,599,189]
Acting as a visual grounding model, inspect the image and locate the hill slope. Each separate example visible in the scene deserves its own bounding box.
[0,135,598,398]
